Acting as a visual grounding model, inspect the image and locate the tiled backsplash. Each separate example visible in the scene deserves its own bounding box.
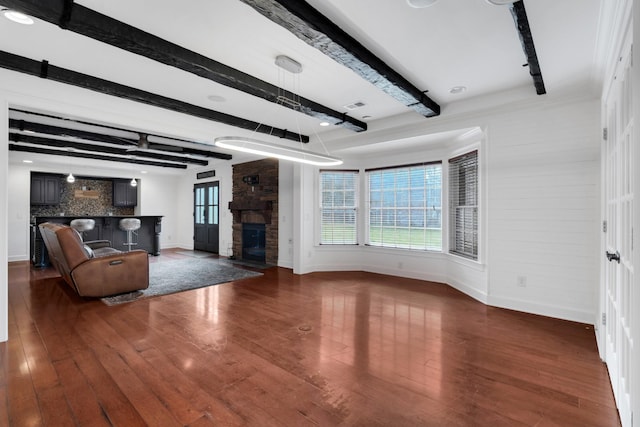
[30,176,134,220]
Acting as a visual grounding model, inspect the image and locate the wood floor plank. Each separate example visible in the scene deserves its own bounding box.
[81,310,208,425]
[72,314,183,426]
[2,253,621,426]
[5,319,42,426]
[53,357,112,427]
[35,384,77,426]
[72,349,149,427]
[27,289,148,426]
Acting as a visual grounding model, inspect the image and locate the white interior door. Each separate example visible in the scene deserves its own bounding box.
[603,39,633,427]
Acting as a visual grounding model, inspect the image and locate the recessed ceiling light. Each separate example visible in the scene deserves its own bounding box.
[207,95,226,102]
[449,86,467,95]
[406,0,439,8]
[22,159,33,164]
[319,121,331,127]
[362,115,372,120]
[140,170,148,174]
[3,10,34,25]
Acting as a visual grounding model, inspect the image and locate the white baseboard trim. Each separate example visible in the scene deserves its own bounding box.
[8,255,29,263]
[163,243,193,250]
[487,294,595,324]
[277,260,293,269]
[446,278,489,304]
[305,263,362,272]
[363,264,448,286]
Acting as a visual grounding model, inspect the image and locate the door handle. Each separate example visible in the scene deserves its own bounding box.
[606,251,620,263]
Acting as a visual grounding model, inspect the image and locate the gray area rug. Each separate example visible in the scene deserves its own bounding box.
[101,258,262,305]
[174,250,215,258]
[222,258,273,270]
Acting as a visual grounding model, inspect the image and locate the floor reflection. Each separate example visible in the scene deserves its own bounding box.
[318,283,443,397]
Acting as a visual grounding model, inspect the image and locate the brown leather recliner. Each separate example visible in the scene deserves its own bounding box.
[39,222,149,297]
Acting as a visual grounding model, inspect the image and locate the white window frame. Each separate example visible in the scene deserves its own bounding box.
[448,150,479,260]
[365,162,443,251]
[319,170,359,245]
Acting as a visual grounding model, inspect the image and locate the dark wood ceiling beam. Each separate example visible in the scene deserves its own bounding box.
[8,119,233,160]
[9,133,209,166]
[0,0,366,132]
[9,144,187,169]
[239,0,440,117]
[510,1,546,95]
[9,118,137,145]
[0,50,308,143]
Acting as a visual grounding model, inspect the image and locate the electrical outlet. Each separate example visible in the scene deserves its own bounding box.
[517,276,527,287]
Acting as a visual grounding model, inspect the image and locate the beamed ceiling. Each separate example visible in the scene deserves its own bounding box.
[0,0,606,170]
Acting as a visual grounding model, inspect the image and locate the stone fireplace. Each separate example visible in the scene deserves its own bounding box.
[230,159,278,265]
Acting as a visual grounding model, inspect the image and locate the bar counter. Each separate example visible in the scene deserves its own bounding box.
[32,215,162,267]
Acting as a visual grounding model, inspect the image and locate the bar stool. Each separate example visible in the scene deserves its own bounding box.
[69,218,95,241]
[119,218,141,252]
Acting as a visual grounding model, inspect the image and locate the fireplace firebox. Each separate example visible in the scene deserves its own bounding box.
[242,223,266,262]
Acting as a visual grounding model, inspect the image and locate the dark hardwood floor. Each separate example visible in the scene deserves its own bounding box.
[2,249,620,426]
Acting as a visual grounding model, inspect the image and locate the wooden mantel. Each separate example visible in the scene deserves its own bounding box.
[228,200,273,224]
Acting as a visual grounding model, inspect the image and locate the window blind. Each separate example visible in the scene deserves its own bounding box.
[449,150,478,259]
[367,163,442,250]
[320,171,358,244]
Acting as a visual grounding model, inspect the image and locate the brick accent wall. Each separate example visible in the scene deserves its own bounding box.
[231,159,278,265]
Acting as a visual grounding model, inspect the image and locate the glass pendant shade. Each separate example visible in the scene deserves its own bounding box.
[66,173,75,183]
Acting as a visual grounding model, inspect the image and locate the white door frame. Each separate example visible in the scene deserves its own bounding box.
[600,20,634,427]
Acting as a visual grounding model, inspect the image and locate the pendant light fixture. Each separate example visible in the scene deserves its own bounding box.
[2,9,34,25]
[66,147,75,183]
[130,178,137,187]
[214,136,342,166]
[213,55,343,166]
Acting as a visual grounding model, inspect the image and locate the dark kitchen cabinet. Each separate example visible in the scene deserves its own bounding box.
[113,179,138,207]
[30,174,61,205]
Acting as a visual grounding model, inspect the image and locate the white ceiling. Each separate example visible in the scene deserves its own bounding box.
[0,0,608,168]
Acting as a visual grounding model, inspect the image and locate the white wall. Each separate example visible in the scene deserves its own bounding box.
[629,1,639,423]
[7,164,30,262]
[485,100,600,323]
[137,172,180,249]
[1,97,8,342]
[278,161,294,269]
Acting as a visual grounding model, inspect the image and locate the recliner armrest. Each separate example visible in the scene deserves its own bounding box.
[70,250,149,297]
[84,240,112,249]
